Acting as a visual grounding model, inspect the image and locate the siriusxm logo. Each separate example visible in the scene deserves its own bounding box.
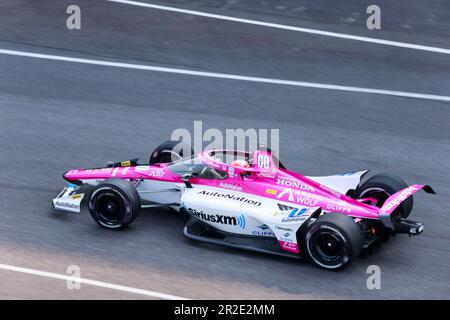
[188,208,246,229]
[236,214,246,229]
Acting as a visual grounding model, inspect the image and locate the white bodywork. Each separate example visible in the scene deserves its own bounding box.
[135,180,183,206]
[180,185,320,252]
[306,170,369,195]
[53,184,85,213]
[53,170,366,251]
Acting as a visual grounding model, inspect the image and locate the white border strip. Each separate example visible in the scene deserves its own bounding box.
[107,0,450,55]
[1,48,449,102]
[0,263,189,300]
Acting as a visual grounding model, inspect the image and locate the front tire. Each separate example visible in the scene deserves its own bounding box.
[89,179,141,229]
[305,213,362,270]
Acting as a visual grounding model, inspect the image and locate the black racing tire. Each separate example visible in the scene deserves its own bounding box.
[89,179,141,229]
[356,173,413,218]
[305,213,362,270]
[149,140,194,165]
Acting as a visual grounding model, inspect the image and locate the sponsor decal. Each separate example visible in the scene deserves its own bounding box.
[277,188,295,202]
[257,172,275,179]
[252,224,274,236]
[282,215,309,223]
[320,184,342,198]
[288,208,307,217]
[276,189,322,206]
[197,190,262,207]
[279,241,298,253]
[236,214,246,229]
[188,208,246,229]
[135,166,150,172]
[272,209,292,217]
[277,177,315,191]
[326,202,352,213]
[121,166,130,175]
[281,207,310,222]
[265,188,278,195]
[86,168,110,172]
[219,182,243,192]
[278,233,294,245]
[54,201,80,210]
[380,186,419,214]
[148,169,165,177]
[111,167,120,177]
[296,191,322,206]
[252,231,274,237]
[275,226,293,232]
[120,160,131,167]
[71,194,82,199]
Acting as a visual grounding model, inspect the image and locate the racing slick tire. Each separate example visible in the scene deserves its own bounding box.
[149,140,193,165]
[305,213,362,270]
[88,179,141,229]
[356,173,413,218]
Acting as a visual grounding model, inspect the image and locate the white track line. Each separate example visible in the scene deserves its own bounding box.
[107,0,450,55]
[1,48,450,102]
[0,263,189,300]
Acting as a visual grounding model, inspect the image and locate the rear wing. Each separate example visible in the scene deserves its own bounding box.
[379,184,435,228]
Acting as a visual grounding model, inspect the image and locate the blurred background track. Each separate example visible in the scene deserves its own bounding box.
[0,0,449,299]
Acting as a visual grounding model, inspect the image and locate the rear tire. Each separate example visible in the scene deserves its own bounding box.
[305,213,362,270]
[89,179,141,229]
[149,140,193,165]
[356,173,413,218]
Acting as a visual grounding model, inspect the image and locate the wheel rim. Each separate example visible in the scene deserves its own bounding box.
[307,225,349,269]
[316,232,343,260]
[95,192,125,225]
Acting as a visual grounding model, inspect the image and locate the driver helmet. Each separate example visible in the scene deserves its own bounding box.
[231,159,250,169]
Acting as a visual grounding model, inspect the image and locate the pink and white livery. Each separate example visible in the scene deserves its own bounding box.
[53,140,435,270]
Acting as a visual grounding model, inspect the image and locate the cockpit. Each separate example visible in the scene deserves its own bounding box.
[167,149,283,180]
[167,155,229,180]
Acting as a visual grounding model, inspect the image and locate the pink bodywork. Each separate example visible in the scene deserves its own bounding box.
[64,150,428,253]
[64,150,429,220]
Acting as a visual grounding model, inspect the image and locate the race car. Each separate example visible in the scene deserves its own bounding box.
[53,140,435,270]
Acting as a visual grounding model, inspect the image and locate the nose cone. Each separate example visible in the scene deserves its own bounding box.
[63,170,82,185]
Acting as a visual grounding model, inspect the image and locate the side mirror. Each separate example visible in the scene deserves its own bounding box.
[181,173,193,188]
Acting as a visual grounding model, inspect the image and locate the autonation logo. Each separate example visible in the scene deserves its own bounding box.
[198,190,262,207]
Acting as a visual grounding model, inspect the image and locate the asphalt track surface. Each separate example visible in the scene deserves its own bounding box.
[0,0,449,299]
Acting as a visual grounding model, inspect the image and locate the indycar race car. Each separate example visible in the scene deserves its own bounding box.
[53,141,435,270]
